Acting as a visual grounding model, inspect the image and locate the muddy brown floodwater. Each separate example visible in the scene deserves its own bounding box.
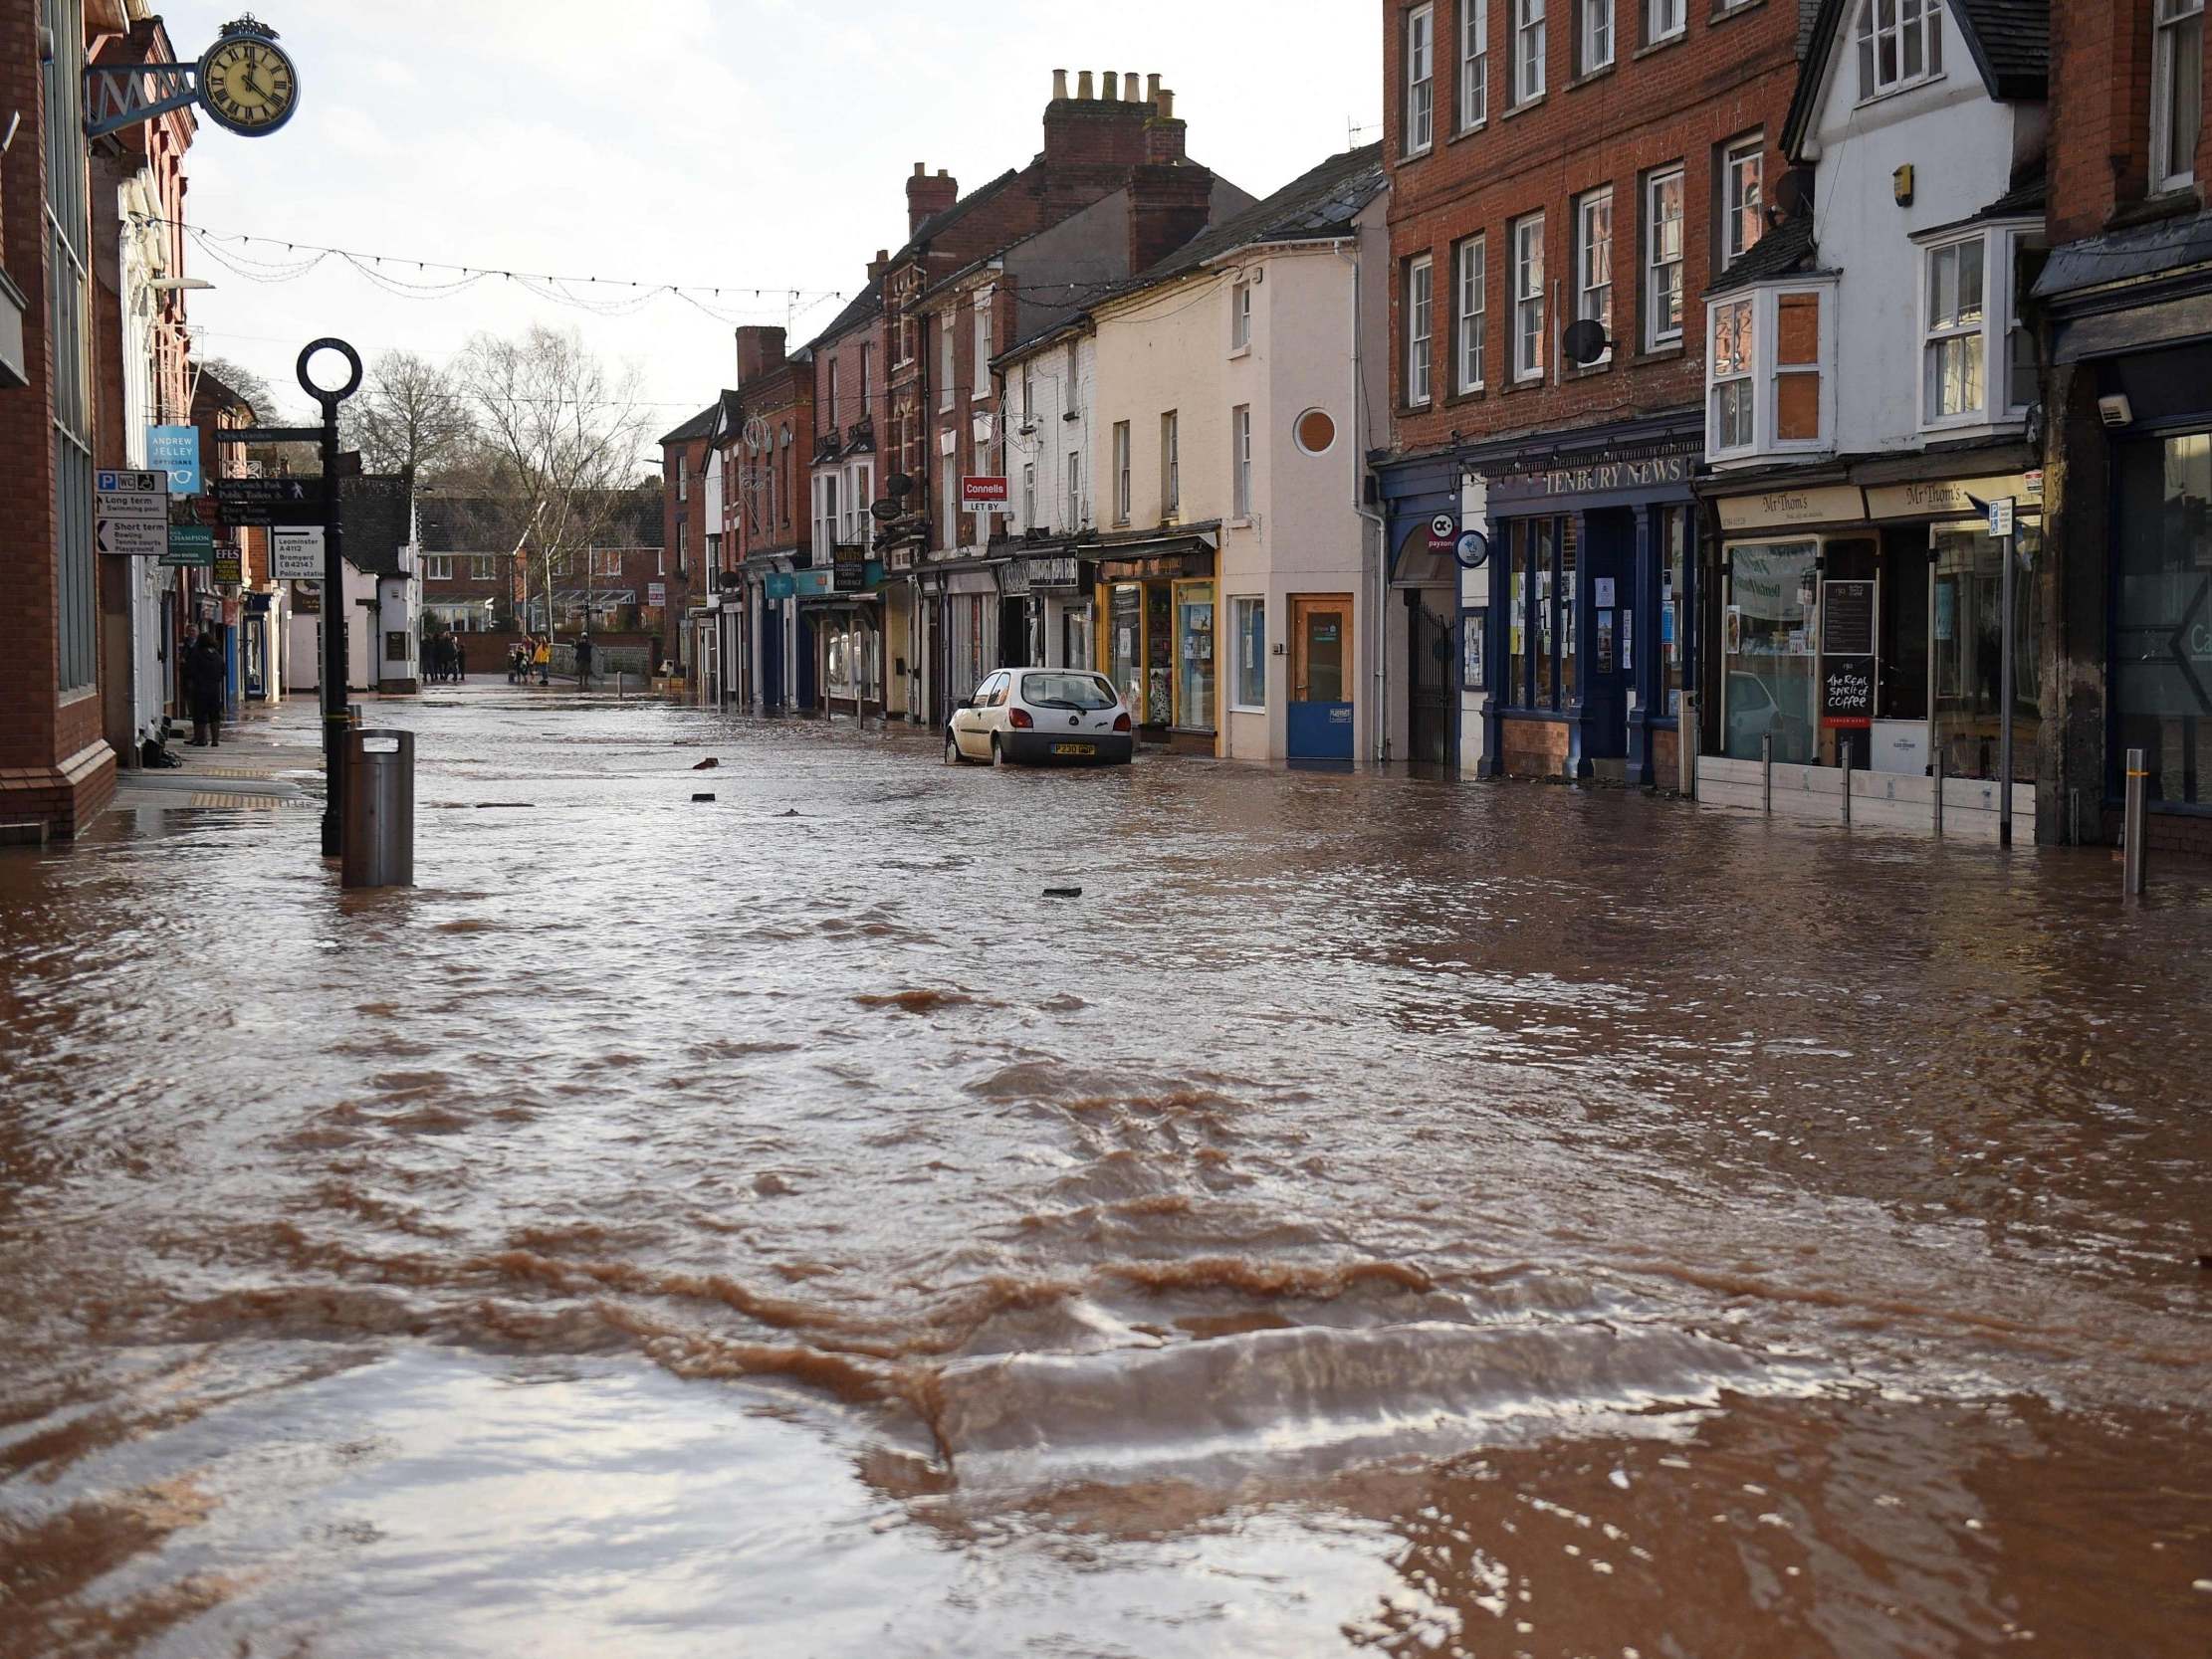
[1,689,2209,1658]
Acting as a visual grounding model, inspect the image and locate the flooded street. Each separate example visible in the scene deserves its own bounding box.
[2,687,2208,1658]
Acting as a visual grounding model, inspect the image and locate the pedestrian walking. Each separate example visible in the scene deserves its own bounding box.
[454,637,469,683]
[574,631,594,691]
[185,628,226,747]
[534,638,551,686]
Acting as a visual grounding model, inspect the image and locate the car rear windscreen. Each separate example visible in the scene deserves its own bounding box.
[1020,673,1119,711]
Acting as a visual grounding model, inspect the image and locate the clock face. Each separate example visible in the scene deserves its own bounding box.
[198,35,298,135]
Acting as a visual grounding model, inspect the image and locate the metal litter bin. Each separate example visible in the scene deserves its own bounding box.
[341,728,414,889]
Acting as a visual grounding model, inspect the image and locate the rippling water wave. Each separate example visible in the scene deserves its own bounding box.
[1,691,2207,1657]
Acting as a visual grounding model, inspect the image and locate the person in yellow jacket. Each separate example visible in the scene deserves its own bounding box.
[532,638,551,687]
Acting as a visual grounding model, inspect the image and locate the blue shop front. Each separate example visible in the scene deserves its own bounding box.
[1470,419,1701,785]
[1375,453,1475,773]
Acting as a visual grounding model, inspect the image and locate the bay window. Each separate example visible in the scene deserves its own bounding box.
[1856,0,1945,101]
[2152,0,2204,194]
[1916,225,2041,429]
[1407,253,1435,406]
[1406,4,1436,155]
[1512,213,1545,382]
[1646,166,1684,348]
[1460,0,1489,130]
[1705,282,1834,458]
[1456,234,1487,393]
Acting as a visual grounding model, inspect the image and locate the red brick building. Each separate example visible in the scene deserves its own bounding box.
[2035,0,2212,853]
[701,326,812,708]
[658,400,717,673]
[2,0,117,837]
[1377,0,1809,784]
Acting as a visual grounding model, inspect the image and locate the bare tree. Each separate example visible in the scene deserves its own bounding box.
[194,353,275,417]
[341,348,477,484]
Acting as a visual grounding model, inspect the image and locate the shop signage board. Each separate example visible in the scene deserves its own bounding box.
[765,572,795,599]
[1717,484,1867,532]
[96,469,168,556]
[160,525,214,567]
[1028,555,1081,588]
[1819,578,1877,730]
[647,581,667,608]
[1865,474,2034,521]
[1986,497,2015,537]
[1485,447,1696,506]
[272,525,325,580]
[217,476,322,526]
[832,550,866,593]
[147,425,202,494]
[212,548,244,584]
[961,475,1010,511]
[1426,513,1458,553]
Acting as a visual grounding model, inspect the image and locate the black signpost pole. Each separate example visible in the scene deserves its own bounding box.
[297,340,363,860]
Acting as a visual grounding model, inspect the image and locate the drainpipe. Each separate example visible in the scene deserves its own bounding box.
[1338,238,1389,768]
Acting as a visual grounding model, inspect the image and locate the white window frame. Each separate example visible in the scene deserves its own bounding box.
[1021,363,1034,425]
[1407,253,1435,406]
[1162,410,1181,517]
[973,292,993,400]
[1646,0,1684,44]
[2002,228,2042,418]
[1704,281,1837,459]
[1921,232,1988,428]
[1022,461,1037,525]
[940,465,957,549]
[676,457,687,503]
[847,461,871,542]
[1646,165,1684,349]
[1066,450,1084,526]
[1406,3,1437,156]
[1231,404,1253,520]
[938,314,955,411]
[1856,0,1947,103]
[591,548,622,578]
[1512,212,1545,383]
[1113,420,1132,523]
[1232,280,1252,351]
[1579,0,1613,74]
[1230,595,1267,712]
[1708,296,1757,457]
[2153,0,2204,194]
[1575,186,1613,365]
[1724,135,1765,263]
[1460,0,1489,130]
[1456,234,1487,393]
[423,554,453,581]
[1516,0,1547,104]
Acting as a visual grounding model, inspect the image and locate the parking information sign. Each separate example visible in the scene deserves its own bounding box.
[96,470,168,556]
[272,524,326,580]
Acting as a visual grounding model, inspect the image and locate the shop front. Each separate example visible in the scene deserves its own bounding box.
[1003,548,1095,672]
[1698,462,2043,841]
[794,560,888,719]
[1473,422,1701,785]
[1094,533,1217,750]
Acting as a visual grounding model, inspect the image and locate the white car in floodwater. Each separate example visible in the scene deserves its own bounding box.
[945,669,1136,768]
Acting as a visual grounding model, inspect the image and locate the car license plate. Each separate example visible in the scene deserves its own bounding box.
[1052,742,1095,756]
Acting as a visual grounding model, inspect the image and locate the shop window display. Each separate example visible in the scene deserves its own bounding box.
[1723,540,1817,762]
[1931,522,2042,783]
[2115,434,2212,806]
[1177,581,1217,729]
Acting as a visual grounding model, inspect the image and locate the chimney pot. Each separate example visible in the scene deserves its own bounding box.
[1147,72,1162,104]
[1126,70,1141,102]
[1103,71,1119,101]
[1155,88,1175,120]
[937,168,949,178]
[913,161,926,177]
[1077,70,1094,100]
[1052,69,1068,100]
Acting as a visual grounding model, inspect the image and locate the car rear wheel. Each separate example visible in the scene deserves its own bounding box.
[991,735,1009,768]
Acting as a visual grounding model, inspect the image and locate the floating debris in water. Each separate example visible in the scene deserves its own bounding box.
[692,792,716,803]
[1043,886,1083,898]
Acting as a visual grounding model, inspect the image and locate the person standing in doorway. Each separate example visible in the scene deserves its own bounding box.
[574,631,594,691]
[186,628,226,747]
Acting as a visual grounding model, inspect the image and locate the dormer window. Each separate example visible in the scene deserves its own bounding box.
[1856,0,1944,102]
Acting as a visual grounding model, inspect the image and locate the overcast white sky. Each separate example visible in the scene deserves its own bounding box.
[158,0,1379,448]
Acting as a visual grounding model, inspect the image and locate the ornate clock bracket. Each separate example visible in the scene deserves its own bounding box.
[84,61,202,140]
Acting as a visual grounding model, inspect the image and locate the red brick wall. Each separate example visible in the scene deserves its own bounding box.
[1382,0,1802,461]
[2047,0,2212,244]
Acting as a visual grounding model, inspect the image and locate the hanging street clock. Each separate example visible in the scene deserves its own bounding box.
[84,14,300,141]
[196,18,299,136]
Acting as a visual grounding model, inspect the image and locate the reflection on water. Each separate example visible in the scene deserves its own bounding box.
[1,691,2208,1658]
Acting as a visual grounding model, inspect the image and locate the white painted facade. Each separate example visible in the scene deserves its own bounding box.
[1707,1,2045,470]
[1089,187,1389,763]
[998,328,1098,668]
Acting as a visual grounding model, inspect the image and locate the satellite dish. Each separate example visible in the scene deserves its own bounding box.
[1774,166,1816,221]
[1562,319,1610,366]
[887,473,915,499]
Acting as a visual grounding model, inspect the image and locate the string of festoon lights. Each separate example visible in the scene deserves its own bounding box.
[141,216,845,327]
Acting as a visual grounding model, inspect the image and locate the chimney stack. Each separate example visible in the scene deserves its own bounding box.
[1126,70,1142,103]
[1145,89,1187,164]
[1102,70,1119,101]
[735,324,786,388]
[1053,68,1068,101]
[1077,70,1094,99]
[907,163,959,235]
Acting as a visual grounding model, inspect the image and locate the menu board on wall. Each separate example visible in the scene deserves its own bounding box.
[1819,578,1877,730]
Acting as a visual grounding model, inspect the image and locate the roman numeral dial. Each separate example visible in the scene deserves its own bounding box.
[197,32,300,136]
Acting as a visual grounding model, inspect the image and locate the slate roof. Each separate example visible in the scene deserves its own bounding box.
[803,272,884,353]
[1095,143,1385,309]
[2036,209,2212,302]
[1784,0,2048,154]
[658,401,721,446]
[897,169,1020,262]
[1706,216,1825,297]
[340,474,414,576]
